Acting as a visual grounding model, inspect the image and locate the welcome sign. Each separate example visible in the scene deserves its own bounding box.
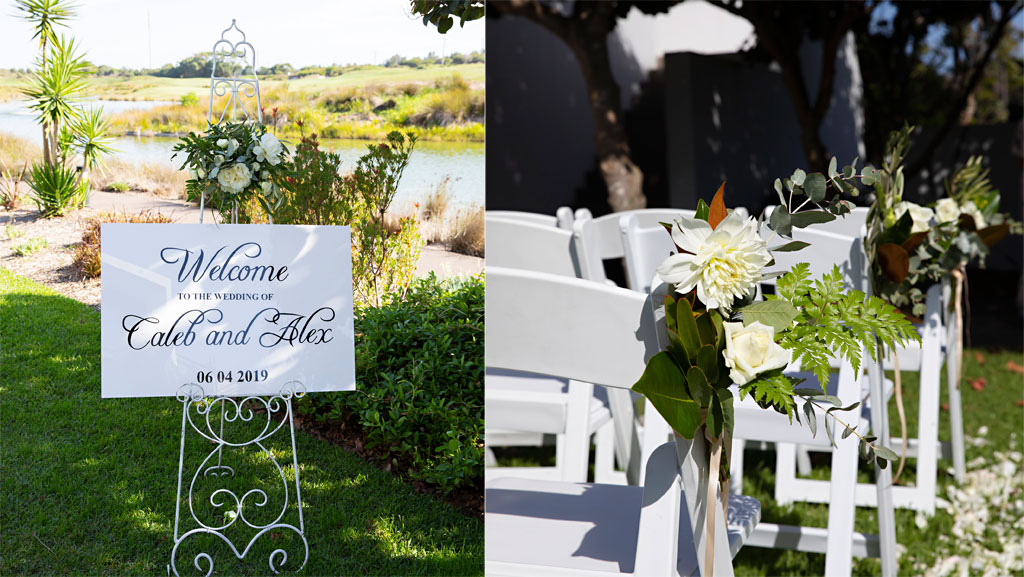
[101,224,356,398]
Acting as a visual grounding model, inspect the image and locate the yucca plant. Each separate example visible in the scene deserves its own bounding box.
[28,162,87,217]
[63,105,116,193]
[21,34,87,166]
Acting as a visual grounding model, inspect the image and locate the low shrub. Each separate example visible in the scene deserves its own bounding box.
[104,181,130,192]
[12,237,47,256]
[28,162,88,217]
[73,210,172,278]
[298,274,484,493]
[179,91,200,107]
[1,159,28,210]
[5,223,23,239]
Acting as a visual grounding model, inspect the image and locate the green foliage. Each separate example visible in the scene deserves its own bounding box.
[104,181,129,192]
[21,34,88,162]
[351,131,424,307]
[772,264,919,386]
[27,161,86,217]
[14,0,76,47]
[67,105,116,176]
[632,292,733,440]
[765,157,864,238]
[0,159,29,210]
[412,0,485,34]
[11,236,47,256]
[298,275,484,493]
[273,135,365,226]
[178,91,199,107]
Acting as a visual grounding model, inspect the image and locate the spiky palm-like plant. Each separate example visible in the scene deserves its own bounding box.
[15,0,78,165]
[21,35,87,166]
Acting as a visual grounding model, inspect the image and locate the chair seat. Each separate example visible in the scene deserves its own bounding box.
[485,477,760,576]
[486,370,612,435]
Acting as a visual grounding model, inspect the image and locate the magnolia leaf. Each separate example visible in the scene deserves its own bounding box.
[978,223,1010,248]
[675,296,701,363]
[694,312,717,347]
[710,308,725,350]
[632,352,702,439]
[718,388,735,436]
[804,172,827,202]
[664,295,678,334]
[873,444,899,461]
[770,241,811,252]
[707,391,725,439]
[901,231,928,253]
[877,243,910,283]
[686,366,713,407]
[791,210,836,228]
[696,344,719,384]
[738,300,798,333]
[709,182,728,230]
[695,199,710,222]
[957,214,978,232]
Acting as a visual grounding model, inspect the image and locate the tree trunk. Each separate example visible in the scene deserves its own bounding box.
[567,16,645,211]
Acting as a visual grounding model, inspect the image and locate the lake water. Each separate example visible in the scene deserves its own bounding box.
[0,99,483,209]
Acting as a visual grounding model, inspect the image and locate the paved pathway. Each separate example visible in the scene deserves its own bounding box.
[87,191,483,278]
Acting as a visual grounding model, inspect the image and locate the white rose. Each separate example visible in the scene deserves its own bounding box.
[216,138,228,148]
[261,180,273,193]
[935,198,960,224]
[893,201,934,234]
[188,167,197,179]
[253,132,283,166]
[251,163,260,173]
[214,155,224,165]
[656,212,771,311]
[961,201,985,229]
[197,167,207,179]
[722,321,791,385]
[216,163,252,194]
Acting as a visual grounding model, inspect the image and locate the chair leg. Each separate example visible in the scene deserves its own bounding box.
[796,445,813,475]
[562,380,593,482]
[823,428,858,577]
[593,420,617,484]
[730,437,745,494]
[946,349,967,484]
[775,443,798,506]
[485,446,497,467]
[868,358,899,577]
[639,400,671,485]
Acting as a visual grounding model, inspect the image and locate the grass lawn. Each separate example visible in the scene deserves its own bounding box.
[0,269,483,575]
[728,346,1024,575]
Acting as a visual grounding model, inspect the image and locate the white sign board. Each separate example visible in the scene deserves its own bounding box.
[101,224,355,398]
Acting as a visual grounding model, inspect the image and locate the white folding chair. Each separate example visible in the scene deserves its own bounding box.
[487,207,576,229]
[486,267,761,576]
[485,214,619,483]
[622,219,900,576]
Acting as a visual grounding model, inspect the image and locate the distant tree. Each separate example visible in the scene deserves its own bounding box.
[490,1,680,211]
[851,0,1022,172]
[411,0,485,34]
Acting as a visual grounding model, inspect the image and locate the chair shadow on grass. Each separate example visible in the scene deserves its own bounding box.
[0,287,483,576]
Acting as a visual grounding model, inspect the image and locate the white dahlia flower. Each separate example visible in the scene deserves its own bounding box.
[656,211,770,311]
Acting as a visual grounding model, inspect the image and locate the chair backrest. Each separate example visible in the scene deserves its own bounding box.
[485,215,582,277]
[486,207,575,229]
[584,208,697,261]
[486,267,659,389]
[769,227,869,293]
[486,266,732,576]
[619,214,678,294]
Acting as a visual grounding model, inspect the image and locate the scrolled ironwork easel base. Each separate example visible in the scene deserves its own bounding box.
[168,382,308,576]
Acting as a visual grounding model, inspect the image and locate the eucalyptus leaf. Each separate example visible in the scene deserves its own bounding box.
[828,157,838,179]
[825,416,835,447]
[804,172,827,202]
[791,168,806,186]
[791,210,836,228]
[770,241,811,252]
[872,444,899,461]
[769,205,792,237]
[803,400,816,437]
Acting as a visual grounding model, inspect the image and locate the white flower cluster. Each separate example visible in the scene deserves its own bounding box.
[657,212,771,312]
[914,431,1023,577]
[188,129,285,198]
[894,198,986,234]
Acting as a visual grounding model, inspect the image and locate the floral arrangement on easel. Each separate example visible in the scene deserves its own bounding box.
[172,121,289,217]
[631,175,920,569]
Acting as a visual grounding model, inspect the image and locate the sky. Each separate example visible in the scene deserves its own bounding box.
[0,0,485,70]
